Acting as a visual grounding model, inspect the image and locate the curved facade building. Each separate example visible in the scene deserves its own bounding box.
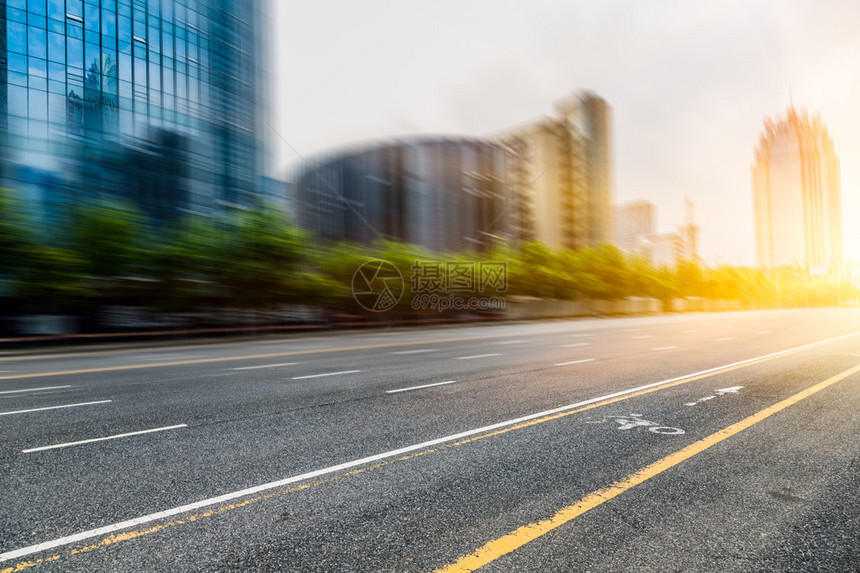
[294,136,516,253]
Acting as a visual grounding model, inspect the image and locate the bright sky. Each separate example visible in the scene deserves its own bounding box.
[271,0,860,266]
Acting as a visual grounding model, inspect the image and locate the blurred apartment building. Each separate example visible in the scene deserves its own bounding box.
[615,200,655,251]
[497,91,613,249]
[616,198,698,267]
[293,137,515,253]
[0,0,272,227]
[752,106,843,270]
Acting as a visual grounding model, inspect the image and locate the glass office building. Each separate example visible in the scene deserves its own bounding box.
[0,0,269,226]
[294,137,516,253]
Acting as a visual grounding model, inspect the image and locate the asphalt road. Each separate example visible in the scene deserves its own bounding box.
[1,308,859,572]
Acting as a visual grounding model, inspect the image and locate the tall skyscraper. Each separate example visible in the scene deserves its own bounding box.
[752,106,843,270]
[0,0,270,226]
[497,91,614,250]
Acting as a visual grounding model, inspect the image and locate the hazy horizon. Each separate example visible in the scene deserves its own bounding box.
[272,0,860,266]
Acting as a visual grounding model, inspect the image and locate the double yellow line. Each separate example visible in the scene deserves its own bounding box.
[436,361,860,572]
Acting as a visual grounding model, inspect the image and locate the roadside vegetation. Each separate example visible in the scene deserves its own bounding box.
[0,188,855,332]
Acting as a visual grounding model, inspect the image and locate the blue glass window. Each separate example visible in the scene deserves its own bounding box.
[67,21,84,41]
[9,53,28,74]
[162,68,173,95]
[119,15,132,40]
[28,26,48,59]
[149,61,161,91]
[8,22,27,54]
[67,37,84,69]
[67,0,83,18]
[8,8,28,23]
[8,0,26,10]
[85,2,99,32]
[29,58,48,78]
[48,31,65,63]
[9,72,29,86]
[149,26,161,51]
[49,93,66,123]
[28,0,47,17]
[48,59,65,79]
[102,10,117,37]
[85,42,100,70]
[119,53,132,81]
[47,0,63,20]
[134,57,147,89]
[8,85,29,117]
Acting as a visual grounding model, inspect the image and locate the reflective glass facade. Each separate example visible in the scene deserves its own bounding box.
[294,137,515,253]
[0,0,268,225]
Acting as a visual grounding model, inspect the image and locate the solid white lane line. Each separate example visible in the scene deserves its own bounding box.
[3,331,858,563]
[632,335,652,339]
[790,326,800,330]
[0,385,73,395]
[559,343,591,348]
[0,400,111,417]
[390,349,438,355]
[291,370,360,380]
[713,337,732,341]
[386,381,457,394]
[22,424,188,454]
[554,359,595,367]
[496,340,526,345]
[568,333,593,338]
[652,346,679,351]
[231,362,298,371]
[456,354,501,360]
[757,330,772,335]
[683,330,698,333]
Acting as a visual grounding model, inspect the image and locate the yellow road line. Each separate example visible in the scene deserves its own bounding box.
[0,343,855,571]
[435,362,860,572]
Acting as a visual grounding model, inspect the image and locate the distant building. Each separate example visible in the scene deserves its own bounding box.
[497,91,614,249]
[677,197,699,261]
[293,136,515,253]
[616,198,698,266]
[752,105,843,270]
[260,177,292,214]
[641,232,684,267]
[616,200,656,252]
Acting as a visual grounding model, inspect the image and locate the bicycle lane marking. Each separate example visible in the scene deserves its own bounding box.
[1,332,857,570]
[434,361,860,572]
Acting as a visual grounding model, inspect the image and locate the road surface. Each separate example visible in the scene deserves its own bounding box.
[1,308,859,571]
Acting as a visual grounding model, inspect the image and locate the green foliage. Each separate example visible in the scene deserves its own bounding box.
[0,188,36,276]
[2,186,856,317]
[69,198,146,279]
[14,245,91,308]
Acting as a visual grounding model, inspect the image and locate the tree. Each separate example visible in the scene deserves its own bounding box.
[69,198,147,280]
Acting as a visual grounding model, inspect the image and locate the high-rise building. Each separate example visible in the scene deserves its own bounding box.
[615,200,655,252]
[752,106,843,270]
[677,197,699,261]
[293,136,515,253]
[497,91,614,250]
[0,0,270,226]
